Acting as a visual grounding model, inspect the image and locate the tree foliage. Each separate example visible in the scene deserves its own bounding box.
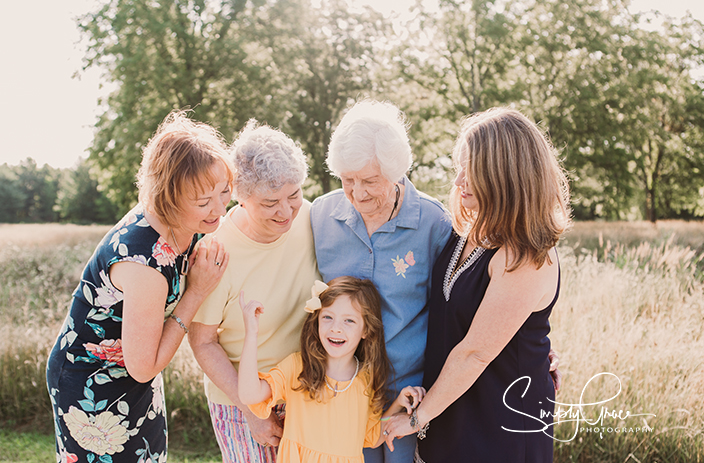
[7,0,695,224]
[56,159,119,224]
[397,0,704,221]
[79,0,272,212]
[251,0,388,195]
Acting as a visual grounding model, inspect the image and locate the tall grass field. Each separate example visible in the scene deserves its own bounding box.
[1,222,703,462]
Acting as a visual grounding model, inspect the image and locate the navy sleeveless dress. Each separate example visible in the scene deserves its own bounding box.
[419,232,557,463]
[46,206,198,463]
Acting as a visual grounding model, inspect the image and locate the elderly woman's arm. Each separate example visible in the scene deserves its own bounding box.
[188,321,283,447]
[382,247,559,449]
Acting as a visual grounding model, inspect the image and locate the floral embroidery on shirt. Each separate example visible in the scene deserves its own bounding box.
[392,251,416,278]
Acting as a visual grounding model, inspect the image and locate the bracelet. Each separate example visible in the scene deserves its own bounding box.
[169,313,189,334]
[409,408,430,439]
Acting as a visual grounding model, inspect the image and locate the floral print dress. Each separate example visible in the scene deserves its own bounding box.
[46,206,197,463]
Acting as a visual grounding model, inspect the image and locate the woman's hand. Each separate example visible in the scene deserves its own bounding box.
[549,348,562,392]
[393,386,426,415]
[185,237,228,300]
[379,386,426,450]
[242,407,283,447]
[382,411,416,452]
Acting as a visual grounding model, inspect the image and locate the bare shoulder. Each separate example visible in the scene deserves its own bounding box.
[110,260,166,293]
[488,247,559,311]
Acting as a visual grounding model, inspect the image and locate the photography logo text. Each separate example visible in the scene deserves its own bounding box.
[502,372,656,441]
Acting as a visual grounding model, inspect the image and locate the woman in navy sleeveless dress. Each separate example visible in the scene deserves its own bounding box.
[46,112,233,463]
[382,108,571,463]
[419,232,558,461]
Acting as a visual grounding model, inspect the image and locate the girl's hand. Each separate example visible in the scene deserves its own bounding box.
[240,291,264,334]
[397,386,426,414]
[186,237,228,299]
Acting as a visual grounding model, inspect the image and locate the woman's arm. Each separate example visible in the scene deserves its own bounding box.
[238,293,273,405]
[383,248,559,448]
[188,321,283,447]
[115,239,227,383]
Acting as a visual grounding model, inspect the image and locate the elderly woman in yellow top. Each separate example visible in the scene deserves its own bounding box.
[189,120,320,463]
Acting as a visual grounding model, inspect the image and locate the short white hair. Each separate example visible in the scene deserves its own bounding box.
[231,120,308,201]
[327,100,412,182]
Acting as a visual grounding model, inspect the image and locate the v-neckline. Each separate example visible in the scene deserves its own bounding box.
[442,235,486,302]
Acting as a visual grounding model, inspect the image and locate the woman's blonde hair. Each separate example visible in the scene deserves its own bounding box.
[136,111,234,229]
[450,107,571,271]
[296,276,390,414]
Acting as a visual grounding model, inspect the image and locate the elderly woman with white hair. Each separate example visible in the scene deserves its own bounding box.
[310,100,453,463]
[189,120,320,463]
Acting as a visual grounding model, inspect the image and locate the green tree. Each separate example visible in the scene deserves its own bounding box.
[80,0,270,214]
[57,159,119,224]
[14,159,60,223]
[0,164,26,223]
[250,0,388,196]
[396,0,704,220]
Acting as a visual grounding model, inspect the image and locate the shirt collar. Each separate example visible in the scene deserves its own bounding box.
[330,177,421,231]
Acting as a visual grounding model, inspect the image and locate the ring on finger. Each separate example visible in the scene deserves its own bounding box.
[215,261,221,266]
[383,430,389,436]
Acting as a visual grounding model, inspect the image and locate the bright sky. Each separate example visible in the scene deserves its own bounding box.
[0,0,703,169]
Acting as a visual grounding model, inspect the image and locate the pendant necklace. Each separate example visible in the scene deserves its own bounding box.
[387,184,400,221]
[169,227,190,275]
[325,356,359,397]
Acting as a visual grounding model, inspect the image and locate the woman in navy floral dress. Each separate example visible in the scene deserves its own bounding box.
[46,111,233,463]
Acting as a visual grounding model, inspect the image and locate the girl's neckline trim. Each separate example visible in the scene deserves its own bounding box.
[443,235,486,302]
[325,356,359,397]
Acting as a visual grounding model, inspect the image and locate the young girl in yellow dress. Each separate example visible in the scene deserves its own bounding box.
[238,276,425,463]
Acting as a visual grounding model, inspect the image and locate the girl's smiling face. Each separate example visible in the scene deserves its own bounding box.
[318,295,366,362]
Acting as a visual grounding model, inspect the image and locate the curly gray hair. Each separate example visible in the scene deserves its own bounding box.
[231,120,308,201]
[327,100,412,182]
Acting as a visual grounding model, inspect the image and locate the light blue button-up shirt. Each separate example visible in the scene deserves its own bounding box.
[311,178,453,393]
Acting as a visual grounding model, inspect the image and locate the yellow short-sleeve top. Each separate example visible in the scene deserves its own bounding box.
[250,353,382,463]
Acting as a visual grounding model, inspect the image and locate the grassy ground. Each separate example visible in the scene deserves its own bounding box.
[1,221,703,462]
[0,427,220,463]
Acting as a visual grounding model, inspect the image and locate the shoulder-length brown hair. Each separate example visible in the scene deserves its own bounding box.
[136,110,234,229]
[450,108,571,271]
[296,276,390,413]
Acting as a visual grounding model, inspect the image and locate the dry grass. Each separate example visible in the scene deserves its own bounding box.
[552,234,704,461]
[0,223,111,248]
[1,222,703,462]
[562,220,704,254]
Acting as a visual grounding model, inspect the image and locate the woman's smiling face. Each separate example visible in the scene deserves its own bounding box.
[339,161,396,218]
[454,148,478,212]
[239,182,303,243]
